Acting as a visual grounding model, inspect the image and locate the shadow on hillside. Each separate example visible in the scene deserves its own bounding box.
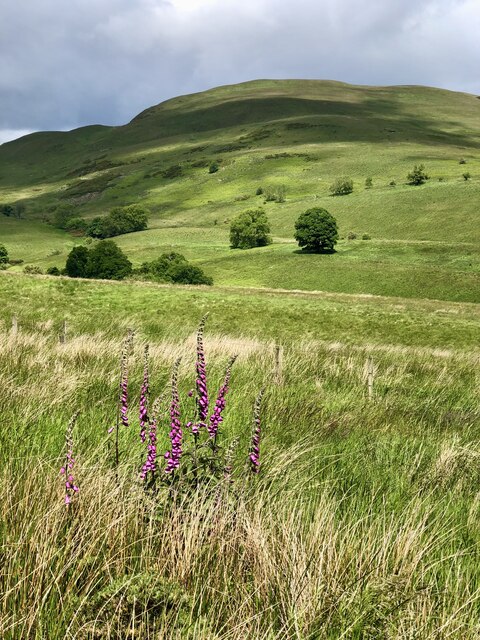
[121,96,480,150]
[293,248,337,255]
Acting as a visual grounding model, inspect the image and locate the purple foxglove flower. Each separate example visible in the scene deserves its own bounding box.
[249,389,265,474]
[139,344,150,443]
[194,315,209,433]
[61,411,80,506]
[208,355,237,439]
[165,358,183,474]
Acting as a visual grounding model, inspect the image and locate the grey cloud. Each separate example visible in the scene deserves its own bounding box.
[0,0,479,141]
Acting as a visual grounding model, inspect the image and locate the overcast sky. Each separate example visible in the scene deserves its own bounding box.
[1,0,479,144]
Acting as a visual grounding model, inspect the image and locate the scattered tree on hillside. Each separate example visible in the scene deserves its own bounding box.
[1,202,25,218]
[463,172,471,181]
[294,207,338,253]
[0,244,9,264]
[86,240,132,280]
[229,208,272,249]
[65,246,89,278]
[329,177,353,196]
[407,164,429,186]
[139,252,212,285]
[208,162,219,174]
[52,204,77,229]
[86,205,149,239]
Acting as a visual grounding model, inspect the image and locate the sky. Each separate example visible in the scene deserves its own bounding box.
[0,0,479,144]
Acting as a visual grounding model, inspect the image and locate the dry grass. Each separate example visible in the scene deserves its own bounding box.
[1,325,480,638]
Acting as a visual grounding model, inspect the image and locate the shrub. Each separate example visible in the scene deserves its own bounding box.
[347,231,357,240]
[459,158,467,164]
[64,217,88,233]
[362,233,371,240]
[294,208,338,252]
[463,172,471,181]
[23,265,43,275]
[407,164,429,185]
[329,177,353,196]
[230,208,272,249]
[140,252,213,285]
[46,266,61,276]
[208,162,219,174]
[86,205,149,239]
[389,180,396,187]
[52,204,77,229]
[256,186,264,196]
[0,202,25,218]
[0,204,14,217]
[263,185,286,203]
[65,246,89,278]
[86,240,132,280]
[0,244,8,264]
[162,164,183,179]
[365,177,373,189]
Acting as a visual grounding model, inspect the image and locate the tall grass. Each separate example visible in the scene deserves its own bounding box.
[0,322,479,638]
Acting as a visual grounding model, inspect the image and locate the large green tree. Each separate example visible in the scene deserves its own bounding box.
[294,208,338,253]
[65,246,89,277]
[86,240,132,280]
[229,208,272,249]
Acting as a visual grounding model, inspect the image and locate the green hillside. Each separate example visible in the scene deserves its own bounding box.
[1,79,479,301]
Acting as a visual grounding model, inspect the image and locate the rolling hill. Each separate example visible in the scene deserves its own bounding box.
[0,79,479,302]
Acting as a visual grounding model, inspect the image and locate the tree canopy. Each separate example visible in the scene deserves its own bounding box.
[294,208,338,253]
[229,208,272,249]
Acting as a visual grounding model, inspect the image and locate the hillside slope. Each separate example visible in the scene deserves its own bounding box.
[0,79,479,302]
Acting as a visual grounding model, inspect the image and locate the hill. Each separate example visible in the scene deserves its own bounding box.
[0,79,479,302]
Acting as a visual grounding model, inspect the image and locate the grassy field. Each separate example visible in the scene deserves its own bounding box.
[0,79,479,302]
[0,272,480,638]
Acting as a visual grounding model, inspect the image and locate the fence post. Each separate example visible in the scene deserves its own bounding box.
[59,319,67,344]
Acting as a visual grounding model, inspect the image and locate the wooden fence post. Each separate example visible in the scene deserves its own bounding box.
[59,319,67,344]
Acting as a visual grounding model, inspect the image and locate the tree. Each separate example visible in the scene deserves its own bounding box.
[407,164,429,185]
[229,208,272,249]
[0,244,8,264]
[52,204,77,229]
[329,177,353,196]
[294,208,338,253]
[65,246,89,278]
[208,162,219,174]
[86,205,149,238]
[140,252,212,285]
[86,240,132,280]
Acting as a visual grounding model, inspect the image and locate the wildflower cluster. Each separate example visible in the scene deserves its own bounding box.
[61,317,266,506]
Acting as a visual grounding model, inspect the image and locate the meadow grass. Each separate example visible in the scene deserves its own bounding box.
[0,272,479,638]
